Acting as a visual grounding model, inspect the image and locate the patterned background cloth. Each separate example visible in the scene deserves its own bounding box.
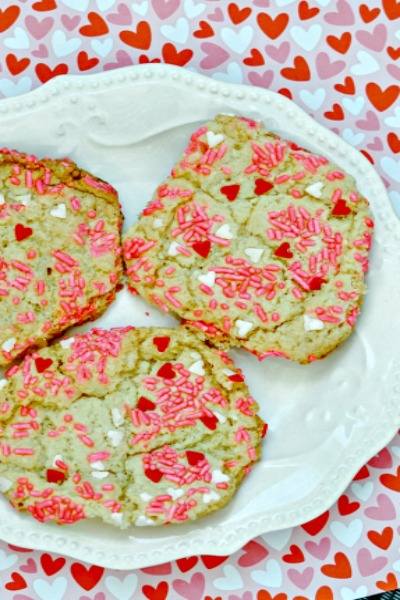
[0,0,399,598]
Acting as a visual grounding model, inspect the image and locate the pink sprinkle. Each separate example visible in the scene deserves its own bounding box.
[271,312,280,322]
[13,448,35,455]
[78,435,94,447]
[290,189,302,198]
[87,451,110,462]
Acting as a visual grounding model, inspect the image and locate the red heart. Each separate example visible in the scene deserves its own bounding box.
[309,277,326,291]
[388,132,400,153]
[157,362,176,379]
[5,572,27,591]
[141,563,172,575]
[298,0,320,19]
[353,465,370,480]
[220,184,240,201]
[320,552,352,579]
[338,495,360,516]
[120,22,151,50]
[41,553,66,576]
[359,4,381,22]
[137,396,156,412]
[162,43,193,67]
[380,466,400,492]
[282,544,305,563]
[145,468,163,483]
[281,56,311,81]
[278,88,293,99]
[254,178,273,195]
[383,0,400,20]
[360,150,374,165]
[238,540,269,567]
[301,510,330,536]
[326,32,352,54]
[376,572,398,592]
[200,554,229,569]
[366,83,400,112]
[324,103,345,121]
[32,0,57,9]
[79,11,109,36]
[0,6,20,33]
[367,526,394,550]
[334,76,355,95]
[368,447,393,469]
[387,46,400,60]
[6,53,30,75]
[315,587,334,600]
[15,223,33,241]
[199,413,218,430]
[35,63,68,84]
[186,451,205,466]
[35,357,53,373]
[228,3,252,24]
[192,240,211,258]
[46,469,65,484]
[139,55,161,64]
[274,242,293,259]
[70,563,105,591]
[176,556,198,572]
[77,50,99,71]
[243,48,265,67]
[153,336,170,352]
[228,373,244,382]
[142,581,169,600]
[193,20,214,38]
[257,12,289,39]
[257,592,287,600]
[331,199,351,216]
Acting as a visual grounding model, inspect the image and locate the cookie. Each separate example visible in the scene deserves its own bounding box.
[0,326,265,527]
[123,114,374,363]
[0,148,123,366]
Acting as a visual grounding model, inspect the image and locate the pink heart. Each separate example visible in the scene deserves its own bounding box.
[365,494,396,520]
[265,41,290,64]
[357,548,388,577]
[324,0,355,25]
[31,44,48,58]
[368,448,393,470]
[288,567,314,590]
[238,540,268,567]
[20,558,37,573]
[13,596,34,600]
[107,3,132,26]
[254,0,270,5]
[80,594,106,600]
[200,43,230,69]
[305,537,331,560]
[173,572,205,600]
[229,593,253,600]
[152,0,180,19]
[315,52,345,80]
[356,110,380,131]
[141,562,172,575]
[248,70,274,88]
[367,137,384,151]
[24,16,54,40]
[387,64,400,81]
[208,8,224,21]
[61,14,81,31]
[356,24,387,52]
[104,50,133,71]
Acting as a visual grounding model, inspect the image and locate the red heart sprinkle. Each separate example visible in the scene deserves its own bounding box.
[228,373,244,382]
[15,223,33,241]
[157,362,176,379]
[220,184,240,201]
[192,240,211,258]
[261,423,268,438]
[254,178,273,195]
[152,336,170,352]
[35,357,53,373]
[331,199,351,216]
[186,450,205,466]
[274,242,293,258]
[145,468,163,483]
[137,396,156,412]
[309,277,326,291]
[46,469,65,484]
[200,413,218,430]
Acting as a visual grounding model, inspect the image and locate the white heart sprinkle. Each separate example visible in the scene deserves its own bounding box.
[303,314,324,331]
[92,471,109,479]
[111,512,123,524]
[190,351,201,360]
[305,182,324,198]
[0,194,5,205]
[223,368,236,377]
[168,241,180,256]
[50,203,67,219]
[198,271,216,287]
[244,248,263,263]
[189,360,205,375]
[60,337,74,349]
[214,411,227,423]
[2,338,16,353]
[236,320,254,337]
[206,131,224,148]
[112,408,124,427]
[0,379,8,390]
[91,461,105,470]
[215,224,233,239]
[135,516,156,526]
[16,193,31,206]
[140,492,153,502]
[52,454,63,467]
[107,430,123,447]
[212,469,230,484]
[203,490,220,504]
[167,487,184,500]
[0,476,12,492]
[153,218,163,228]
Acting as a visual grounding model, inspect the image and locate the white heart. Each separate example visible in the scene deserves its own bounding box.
[97,0,116,9]
[393,559,400,571]
[52,30,81,58]
[2,338,16,353]
[167,487,183,500]
[236,319,254,337]
[0,550,18,571]
[105,574,138,600]
[161,18,189,44]
[251,559,282,588]
[0,477,12,493]
[214,411,226,423]
[342,129,365,147]
[385,106,400,127]
[351,51,379,75]
[391,445,400,457]
[314,0,333,5]
[389,190,400,218]
[52,454,64,467]
[15,193,31,205]
[60,337,74,349]
[381,156,400,182]
[330,519,363,547]
[215,224,233,239]
[340,586,368,600]
[244,248,263,263]
[135,516,155,526]
[4,27,30,50]
[189,360,205,375]
[214,565,244,591]
[91,38,113,57]
[299,88,326,111]
[211,469,230,484]
[107,430,123,447]
[50,203,67,219]
[305,182,324,198]
[261,528,293,551]
[213,62,244,85]
[61,0,90,11]
[220,26,253,54]
[0,77,32,97]
[275,0,297,5]
[342,96,365,116]
[350,481,374,501]
[202,489,220,504]
[153,218,163,228]
[112,408,124,427]
[290,24,322,51]
[198,271,216,287]
[303,315,324,331]
[206,131,224,148]
[131,1,149,16]
[92,471,109,479]
[140,492,152,501]
[0,194,4,205]
[0,379,8,390]
[168,241,181,256]
[33,577,67,600]
[184,0,205,19]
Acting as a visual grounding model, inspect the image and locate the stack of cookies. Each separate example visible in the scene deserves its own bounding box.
[0,115,373,528]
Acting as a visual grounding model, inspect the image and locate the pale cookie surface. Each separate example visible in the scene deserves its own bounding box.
[0,149,123,366]
[0,326,264,527]
[123,115,374,363]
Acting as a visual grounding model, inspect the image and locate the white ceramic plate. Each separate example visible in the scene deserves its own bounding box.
[0,65,399,569]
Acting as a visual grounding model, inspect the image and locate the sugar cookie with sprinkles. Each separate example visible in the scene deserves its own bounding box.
[0,326,265,527]
[0,148,123,366]
[123,114,374,363]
